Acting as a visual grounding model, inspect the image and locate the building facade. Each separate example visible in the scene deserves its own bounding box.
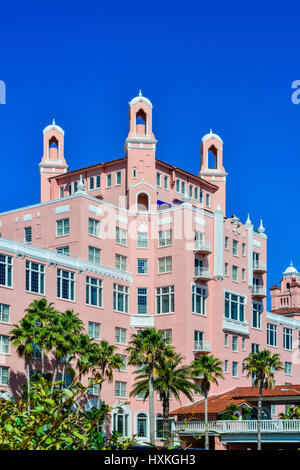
[0,92,299,442]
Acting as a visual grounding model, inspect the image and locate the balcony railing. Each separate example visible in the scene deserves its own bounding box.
[194,267,211,281]
[194,240,211,254]
[223,317,249,336]
[251,285,267,297]
[193,341,211,353]
[253,261,267,272]
[174,420,300,435]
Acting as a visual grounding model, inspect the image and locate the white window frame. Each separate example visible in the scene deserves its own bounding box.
[56,218,69,237]
[86,276,103,307]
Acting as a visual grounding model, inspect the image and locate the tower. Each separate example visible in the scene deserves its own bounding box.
[199,130,227,214]
[124,91,157,210]
[39,120,68,202]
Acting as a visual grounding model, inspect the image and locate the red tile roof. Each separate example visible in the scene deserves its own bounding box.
[270,308,300,315]
[170,385,300,416]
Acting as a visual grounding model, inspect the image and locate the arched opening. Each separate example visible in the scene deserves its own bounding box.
[137,192,149,211]
[207,145,218,169]
[135,109,147,136]
[48,136,59,160]
[112,409,129,437]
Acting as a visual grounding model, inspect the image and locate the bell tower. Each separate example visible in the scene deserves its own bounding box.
[125,91,157,210]
[199,129,227,214]
[39,120,69,202]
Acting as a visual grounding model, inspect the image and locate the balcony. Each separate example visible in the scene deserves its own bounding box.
[194,267,211,282]
[251,285,267,298]
[194,240,211,255]
[253,261,267,273]
[223,317,249,336]
[193,341,211,353]
[173,419,300,436]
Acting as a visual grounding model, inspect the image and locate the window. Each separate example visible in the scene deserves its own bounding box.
[132,168,137,178]
[232,362,238,377]
[224,263,228,276]
[242,243,246,256]
[194,330,204,350]
[56,218,69,237]
[88,380,100,396]
[96,175,101,188]
[136,413,148,438]
[271,405,276,416]
[0,366,9,385]
[88,246,100,264]
[59,187,64,198]
[158,230,172,247]
[158,256,172,274]
[251,343,260,353]
[88,322,100,340]
[225,237,229,249]
[285,362,292,375]
[232,266,238,282]
[115,381,126,398]
[156,172,161,186]
[57,269,75,301]
[113,409,129,437]
[115,254,127,272]
[116,226,127,246]
[116,171,121,185]
[242,269,245,281]
[225,292,245,322]
[232,336,238,351]
[206,194,210,207]
[195,187,198,200]
[137,259,148,274]
[242,338,246,350]
[160,329,172,344]
[252,302,263,329]
[156,286,174,314]
[115,327,126,344]
[189,185,193,198]
[199,190,203,203]
[223,360,228,374]
[192,285,206,315]
[232,240,238,256]
[24,226,32,243]
[0,304,9,323]
[86,276,103,307]
[0,335,9,354]
[283,327,293,351]
[68,184,72,196]
[89,177,94,190]
[195,258,204,277]
[33,344,41,359]
[137,288,147,314]
[267,323,277,347]
[120,355,127,371]
[26,261,45,294]
[181,181,186,194]
[113,285,129,313]
[88,218,100,237]
[164,176,168,189]
[74,181,78,193]
[57,246,69,256]
[224,334,228,347]
[107,174,111,187]
[137,232,147,248]
[176,179,180,192]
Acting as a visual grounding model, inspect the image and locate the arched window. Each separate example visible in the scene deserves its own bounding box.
[181,181,186,195]
[189,185,193,197]
[48,136,59,160]
[137,413,148,438]
[286,283,290,291]
[132,168,137,178]
[194,187,198,200]
[176,179,180,192]
[137,192,149,211]
[89,177,94,190]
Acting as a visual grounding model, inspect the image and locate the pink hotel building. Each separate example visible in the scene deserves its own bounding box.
[0,91,300,441]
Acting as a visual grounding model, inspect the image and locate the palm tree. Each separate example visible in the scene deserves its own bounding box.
[9,316,37,409]
[279,405,300,420]
[191,353,224,450]
[24,298,58,374]
[130,352,197,443]
[243,349,283,450]
[126,328,175,445]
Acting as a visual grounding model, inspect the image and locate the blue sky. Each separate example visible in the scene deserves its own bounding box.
[0,0,300,306]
